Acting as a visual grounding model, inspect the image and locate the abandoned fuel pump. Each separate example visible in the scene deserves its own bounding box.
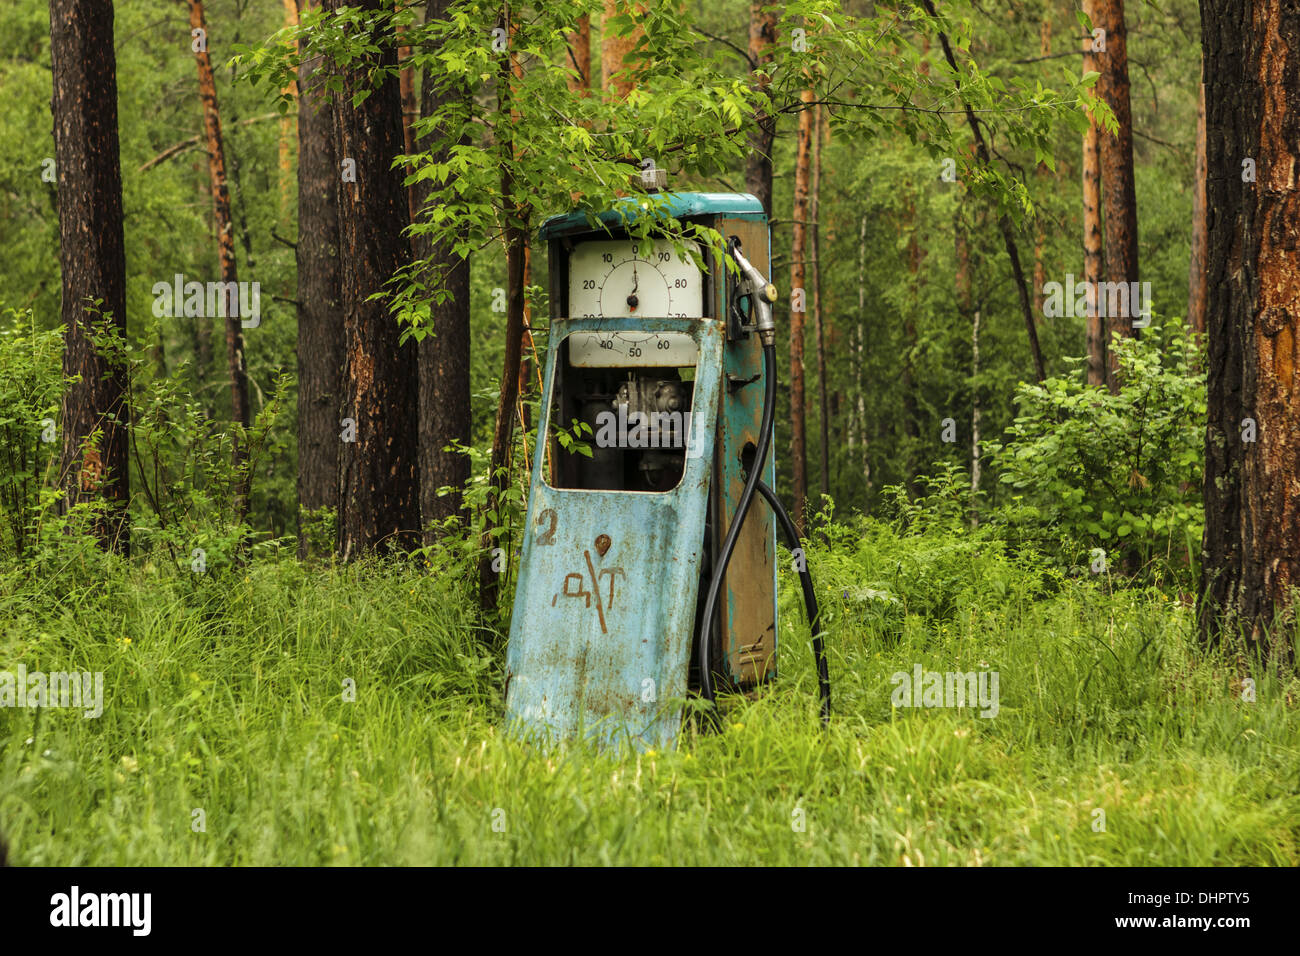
[505,192,830,750]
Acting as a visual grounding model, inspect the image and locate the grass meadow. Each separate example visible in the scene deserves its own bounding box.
[2,520,1296,866]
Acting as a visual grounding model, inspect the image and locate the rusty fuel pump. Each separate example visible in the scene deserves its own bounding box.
[504,192,830,750]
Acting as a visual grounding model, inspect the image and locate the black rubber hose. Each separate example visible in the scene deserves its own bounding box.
[755,479,831,725]
[698,341,777,722]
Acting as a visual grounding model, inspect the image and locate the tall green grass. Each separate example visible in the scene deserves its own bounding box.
[1,523,1296,865]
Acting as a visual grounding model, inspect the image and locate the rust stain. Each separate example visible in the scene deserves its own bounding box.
[594,533,611,556]
[79,446,102,493]
[353,349,375,395]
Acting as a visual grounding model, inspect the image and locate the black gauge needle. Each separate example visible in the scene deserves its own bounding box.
[627,260,639,312]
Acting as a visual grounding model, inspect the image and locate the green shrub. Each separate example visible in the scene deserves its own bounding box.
[0,308,62,558]
[987,321,1204,579]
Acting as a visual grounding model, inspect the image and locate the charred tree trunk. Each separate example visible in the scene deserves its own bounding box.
[49,0,130,552]
[328,0,421,558]
[1188,78,1208,337]
[743,0,778,216]
[1198,0,1300,663]
[294,0,343,558]
[416,0,472,538]
[189,0,251,516]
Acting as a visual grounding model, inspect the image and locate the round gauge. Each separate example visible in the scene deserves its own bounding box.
[568,238,704,320]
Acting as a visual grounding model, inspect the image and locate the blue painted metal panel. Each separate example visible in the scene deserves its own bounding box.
[505,316,723,751]
[539,192,766,240]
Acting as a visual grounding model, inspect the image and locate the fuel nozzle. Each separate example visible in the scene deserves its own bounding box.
[728,237,778,345]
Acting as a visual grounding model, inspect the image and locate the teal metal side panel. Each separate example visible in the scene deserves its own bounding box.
[539,192,766,240]
[713,218,779,685]
[505,317,723,751]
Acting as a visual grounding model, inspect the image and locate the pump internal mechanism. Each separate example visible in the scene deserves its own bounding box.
[549,353,698,494]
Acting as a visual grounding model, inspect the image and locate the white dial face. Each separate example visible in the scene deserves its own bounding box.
[568,238,704,320]
[567,330,699,367]
[566,238,704,367]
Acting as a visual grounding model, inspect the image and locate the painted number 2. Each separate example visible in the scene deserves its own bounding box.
[536,508,557,545]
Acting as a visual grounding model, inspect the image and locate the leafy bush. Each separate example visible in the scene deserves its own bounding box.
[878,460,982,536]
[0,308,62,558]
[987,321,1204,577]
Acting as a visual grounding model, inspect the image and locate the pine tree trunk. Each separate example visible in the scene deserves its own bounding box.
[511,27,535,430]
[1188,78,1208,337]
[49,0,130,553]
[194,156,212,390]
[957,210,979,522]
[812,104,830,502]
[1198,0,1300,663]
[1088,0,1139,391]
[855,212,869,499]
[567,14,591,93]
[189,0,251,516]
[1082,23,1106,387]
[970,309,982,526]
[294,0,343,558]
[1032,16,1051,317]
[600,1,644,98]
[278,0,298,222]
[328,0,421,558]
[397,4,418,222]
[743,0,778,216]
[788,87,814,533]
[479,14,531,613]
[415,0,472,540]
